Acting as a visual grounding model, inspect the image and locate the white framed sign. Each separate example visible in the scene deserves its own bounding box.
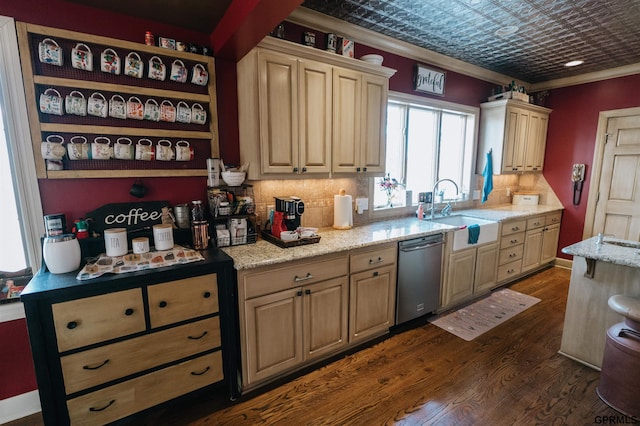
[414,64,446,96]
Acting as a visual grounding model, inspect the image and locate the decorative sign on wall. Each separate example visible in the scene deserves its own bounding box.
[86,201,171,234]
[414,64,446,96]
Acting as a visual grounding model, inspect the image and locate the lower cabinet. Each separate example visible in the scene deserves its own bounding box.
[522,212,562,273]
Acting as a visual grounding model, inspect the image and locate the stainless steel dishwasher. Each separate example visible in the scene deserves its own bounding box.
[396,233,444,324]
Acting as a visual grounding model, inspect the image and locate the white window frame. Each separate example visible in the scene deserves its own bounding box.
[0,16,45,320]
[369,90,479,220]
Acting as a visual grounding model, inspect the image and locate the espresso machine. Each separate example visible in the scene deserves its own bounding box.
[275,196,305,231]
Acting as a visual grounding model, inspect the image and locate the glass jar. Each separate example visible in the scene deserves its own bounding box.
[191,200,204,221]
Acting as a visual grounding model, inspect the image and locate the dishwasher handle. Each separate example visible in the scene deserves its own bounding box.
[400,241,443,252]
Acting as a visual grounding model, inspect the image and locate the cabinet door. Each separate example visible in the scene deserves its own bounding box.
[541,224,560,264]
[522,228,543,272]
[502,107,529,172]
[244,288,303,385]
[304,277,348,361]
[360,73,388,174]
[524,111,548,171]
[258,51,299,174]
[332,67,362,173]
[349,265,396,343]
[298,60,332,174]
[442,248,476,307]
[474,243,499,294]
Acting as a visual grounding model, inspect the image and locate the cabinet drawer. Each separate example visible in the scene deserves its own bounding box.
[61,317,220,395]
[526,216,545,230]
[67,352,222,425]
[349,243,398,274]
[148,274,218,328]
[501,220,526,236]
[52,289,145,352]
[499,244,524,266]
[498,260,522,282]
[242,255,349,300]
[500,231,525,248]
[546,212,562,226]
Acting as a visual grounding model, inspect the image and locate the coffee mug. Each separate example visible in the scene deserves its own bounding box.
[160,100,176,123]
[175,140,194,161]
[130,179,146,198]
[143,98,160,121]
[127,96,144,120]
[148,56,166,81]
[41,134,66,160]
[135,138,155,161]
[100,48,120,75]
[109,94,127,119]
[38,38,63,66]
[170,59,188,83]
[71,43,93,71]
[114,137,134,160]
[87,92,108,118]
[124,52,143,78]
[191,64,208,86]
[156,139,174,161]
[67,136,90,160]
[191,103,207,125]
[65,91,86,116]
[39,88,63,116]
[176,101,192,123]
[92,136,112,160]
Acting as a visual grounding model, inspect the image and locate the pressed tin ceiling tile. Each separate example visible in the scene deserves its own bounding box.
[301,0,640,83]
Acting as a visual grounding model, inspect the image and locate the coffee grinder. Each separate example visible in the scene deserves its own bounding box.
[274,196,305,231]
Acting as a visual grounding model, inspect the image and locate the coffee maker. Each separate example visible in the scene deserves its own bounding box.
[275,196,305,231]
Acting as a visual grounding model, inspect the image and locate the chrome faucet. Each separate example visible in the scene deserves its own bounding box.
[430,178,459,220]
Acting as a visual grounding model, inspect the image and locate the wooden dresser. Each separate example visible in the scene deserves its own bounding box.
[21,249,235,425]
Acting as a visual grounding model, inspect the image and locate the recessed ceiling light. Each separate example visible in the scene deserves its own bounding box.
[565,60,584,67]
[495,26,519,37]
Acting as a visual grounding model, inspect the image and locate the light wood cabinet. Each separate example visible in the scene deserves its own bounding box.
[477,99,551,174]
[474,242,500,293]
[238,37,395,179]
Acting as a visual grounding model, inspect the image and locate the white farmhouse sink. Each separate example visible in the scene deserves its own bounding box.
[430,215,499,251]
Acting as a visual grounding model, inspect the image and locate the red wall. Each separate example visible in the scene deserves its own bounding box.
[543,74,640,257]
[0,319,37,400]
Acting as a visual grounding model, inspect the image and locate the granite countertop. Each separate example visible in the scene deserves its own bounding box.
[562,236,640,269]
[223,204,563,270]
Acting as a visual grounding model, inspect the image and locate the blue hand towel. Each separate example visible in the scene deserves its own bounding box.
[482,150,493,203]
[468,224,480,244]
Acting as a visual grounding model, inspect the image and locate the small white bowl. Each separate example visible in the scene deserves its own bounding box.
[221,171,246,186]
[280,231,299,242]
[360,54,383,65]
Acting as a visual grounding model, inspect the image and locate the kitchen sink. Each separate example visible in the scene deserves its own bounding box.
[430,215,499,251]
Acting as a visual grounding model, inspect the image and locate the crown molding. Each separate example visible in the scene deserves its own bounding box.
[288,7,520,87]
[529,62,640,91]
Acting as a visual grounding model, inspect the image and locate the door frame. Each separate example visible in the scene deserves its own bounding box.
[583,107,640,239]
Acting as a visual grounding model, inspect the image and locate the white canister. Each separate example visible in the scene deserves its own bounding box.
[132,237,150,254]
[104,228,128,257]
[153,223,174,251]
[43,234,81,274]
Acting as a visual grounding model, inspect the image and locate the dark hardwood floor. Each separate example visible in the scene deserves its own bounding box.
[12,266,622,425]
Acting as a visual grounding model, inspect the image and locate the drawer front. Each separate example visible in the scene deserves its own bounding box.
[148,274,218,328]
[501,220,526,236]
[498,260,522,282]
[526,216,545,230]
[242,256,349,300]
[61,317,220,395]
[52,289,145,352]
[546,212,562,226]
[67,352,222,425]
[500,231,525,248]
[349,243,398,274]
[499,244,524,266]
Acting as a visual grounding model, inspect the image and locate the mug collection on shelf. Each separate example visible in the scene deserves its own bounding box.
[40,135,195,163]
[38,37,209,86]
[39,88,207,125]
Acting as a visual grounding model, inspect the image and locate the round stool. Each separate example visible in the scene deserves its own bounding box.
[597,295,640,418]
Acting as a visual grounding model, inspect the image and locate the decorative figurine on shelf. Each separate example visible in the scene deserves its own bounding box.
[379,173,402,207]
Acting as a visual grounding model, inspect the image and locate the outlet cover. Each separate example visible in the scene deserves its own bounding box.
[472,190,481,200]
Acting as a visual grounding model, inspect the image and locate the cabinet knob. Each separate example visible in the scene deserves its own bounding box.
[203,291,211,299]
[296,290,303,297]
[124,308,134,316]
[363,167,367,172]
[67,321,78,330]
[356,167,361,172]
[293,167,299,173]
[159,301,168,308]
[302,167,307,173]
[373,271,379,277]
[305,289,311,295]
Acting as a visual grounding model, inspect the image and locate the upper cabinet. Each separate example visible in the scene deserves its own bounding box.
[238,37,396,180]
[477,100,551,174]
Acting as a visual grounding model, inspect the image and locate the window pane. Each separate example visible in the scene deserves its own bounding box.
[406,107,437,203]
[374,104,405,207]
[438,112,466,191]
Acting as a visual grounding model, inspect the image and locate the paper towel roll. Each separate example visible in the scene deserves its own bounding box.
[333,193,353,229]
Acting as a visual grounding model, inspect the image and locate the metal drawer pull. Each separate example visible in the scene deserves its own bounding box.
[512,226,520,231]
[124,308,134,316]
[159,301,168,308]
[83,359,110,370]
[89,399,115,412]
[509,253,516,258]
[190,366,210,376]
[294,273,313,282]
[369,257,383,264]
[510,239,518,244]
[67,321,78,330]
[188,331,208,340]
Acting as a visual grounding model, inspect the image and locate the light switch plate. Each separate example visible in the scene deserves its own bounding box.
[355,197,369,214]
[473,190,481,200]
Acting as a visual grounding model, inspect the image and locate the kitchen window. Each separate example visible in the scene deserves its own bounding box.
[373,92,478,210]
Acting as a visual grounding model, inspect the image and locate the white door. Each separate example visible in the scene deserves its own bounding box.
[590,110,640,240]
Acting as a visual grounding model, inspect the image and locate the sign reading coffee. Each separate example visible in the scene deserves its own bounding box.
[87,201,171,234]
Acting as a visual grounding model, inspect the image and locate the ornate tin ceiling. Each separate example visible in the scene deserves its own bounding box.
[301,0,640,83]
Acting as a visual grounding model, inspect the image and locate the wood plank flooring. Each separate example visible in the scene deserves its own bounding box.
[11,266,622,425]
